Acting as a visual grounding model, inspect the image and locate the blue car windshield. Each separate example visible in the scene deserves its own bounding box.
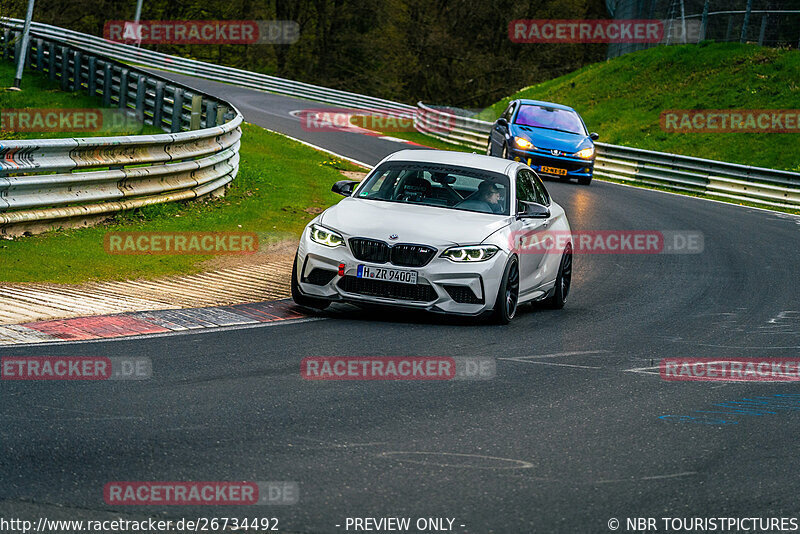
[514,105,586,135]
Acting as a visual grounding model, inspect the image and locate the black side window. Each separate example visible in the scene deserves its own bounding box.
[532,174,551,206]
[516,169,537,208]
[502,102,517,122]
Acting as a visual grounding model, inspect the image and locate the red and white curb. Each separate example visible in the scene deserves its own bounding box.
[0,299,309,346]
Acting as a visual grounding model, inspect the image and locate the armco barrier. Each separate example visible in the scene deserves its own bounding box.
[2,18,415,115]
[415,102,800,209]
[0,25,242,236]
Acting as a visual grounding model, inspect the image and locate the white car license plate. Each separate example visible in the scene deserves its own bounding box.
[357,265,418,285]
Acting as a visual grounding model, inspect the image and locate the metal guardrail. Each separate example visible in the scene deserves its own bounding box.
[0,25,243,236]
[2,18,415,116]
[415,102,800,209]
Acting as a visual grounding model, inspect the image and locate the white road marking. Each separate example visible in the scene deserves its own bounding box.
[498,350,608,369]
[504,350,609,360]
[0,316,325,349]
[377,135,411,143]
[499,359,602,370]
[379,451,535,470]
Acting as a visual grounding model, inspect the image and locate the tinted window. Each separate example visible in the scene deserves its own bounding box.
[502,102,517,122]
[532,173,551,206]
[514,104,586,135]
[356,162,511,215]
[516,169,537,206]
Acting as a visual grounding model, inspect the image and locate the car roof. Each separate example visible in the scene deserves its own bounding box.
[382,149,515,175]
[515,99,576,112]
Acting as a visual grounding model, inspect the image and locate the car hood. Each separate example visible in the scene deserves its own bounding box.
[512,125,592,153]
[319,198,512,247]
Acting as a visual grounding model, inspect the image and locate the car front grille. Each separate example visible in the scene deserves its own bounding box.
[443,285,484,304]
[349,238,436,267]
[390,244,436,267]
[338,276,437,302]
[349,238,389,263]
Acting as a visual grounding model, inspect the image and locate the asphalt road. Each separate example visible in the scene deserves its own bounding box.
[2,72,800,533]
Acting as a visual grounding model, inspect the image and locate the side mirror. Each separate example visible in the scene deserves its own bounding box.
[496,117,509,128]
[517,201,550,219]
[332,180,358,197]
[589,132,599,140]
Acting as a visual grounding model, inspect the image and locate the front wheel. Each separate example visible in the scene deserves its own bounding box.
[491,255,520,324]
[578,175,592,185]
[291,253,331,311]
[546,246,572,309]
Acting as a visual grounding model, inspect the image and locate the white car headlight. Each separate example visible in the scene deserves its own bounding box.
[441,245,499,262]
[574,146,595,159]
[309,224,344,247]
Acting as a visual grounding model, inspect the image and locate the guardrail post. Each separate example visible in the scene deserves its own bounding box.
[205,101,218,127]
[170,88,184,133]
[60,46,69,91]
[119,69,129,110]
[135,75,146,122]
[216,106,227,127]
[34,38,43,71]
[2,29,9,60]
[153,81,165,130]
[190,95,203,130]
[88,56,97,97]
[73,51,82,92]
[24,37,33,68]
[758,14,768,46]
[48,42,56,81]
[14,36,21,65]
[102,62,112,106]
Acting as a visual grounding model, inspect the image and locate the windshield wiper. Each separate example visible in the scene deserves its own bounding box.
[521,125,582,135]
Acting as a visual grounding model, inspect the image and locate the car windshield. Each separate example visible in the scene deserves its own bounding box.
[355,162,510,215]
[514,104,586,135]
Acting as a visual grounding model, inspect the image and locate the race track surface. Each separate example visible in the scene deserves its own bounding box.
[2,72,800,533]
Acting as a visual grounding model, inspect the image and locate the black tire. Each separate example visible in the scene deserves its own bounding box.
[578,175,592,185]
[491,255,520,324]
[546,246,572,309]
[291,253,331,311]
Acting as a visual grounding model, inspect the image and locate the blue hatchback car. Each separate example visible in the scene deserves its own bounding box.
[487,99,599,185]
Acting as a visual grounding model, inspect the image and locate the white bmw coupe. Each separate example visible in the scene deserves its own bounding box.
[291,150,572,323]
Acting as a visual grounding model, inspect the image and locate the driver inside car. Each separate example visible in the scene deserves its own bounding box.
[458,181,503,214]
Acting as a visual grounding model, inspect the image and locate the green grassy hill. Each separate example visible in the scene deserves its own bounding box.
[479,42,800,172]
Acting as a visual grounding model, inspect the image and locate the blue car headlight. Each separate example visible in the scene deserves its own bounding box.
[514,137,535,150]
[574,147,595,159]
